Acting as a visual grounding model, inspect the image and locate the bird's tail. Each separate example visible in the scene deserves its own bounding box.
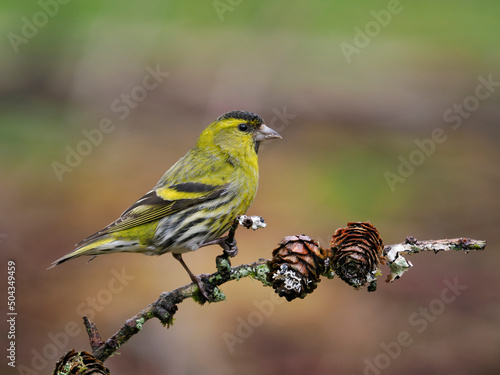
[48,236,147,269]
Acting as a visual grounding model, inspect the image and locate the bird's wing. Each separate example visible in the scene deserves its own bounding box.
[76,182,227,246]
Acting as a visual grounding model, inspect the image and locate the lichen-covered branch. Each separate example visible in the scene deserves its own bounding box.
[90,256,270,362]
[384,237,486,282]
[87,235,485,363]
[53,219,486,374]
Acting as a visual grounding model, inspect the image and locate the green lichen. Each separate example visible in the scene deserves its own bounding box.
[468,242,486,250]
[322,268,335,279]
[252,264,272,286]
[209,286,226,302]
[215,256,232,272]
[57,362,72,375]
[209,273,224,283]
[191,286,226,304]
[232,266,252,280]
[231,263,271,286]
[388,255,412,281]
[135,317,145,330]
[191,289,206,305]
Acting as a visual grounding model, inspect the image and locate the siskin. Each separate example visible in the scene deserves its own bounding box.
[50,110,281,299]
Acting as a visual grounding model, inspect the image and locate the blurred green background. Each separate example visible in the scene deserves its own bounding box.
[1,1,499,374]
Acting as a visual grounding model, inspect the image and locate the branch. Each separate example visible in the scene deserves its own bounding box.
[91,257,270,362]
[52,220,486,373]
[88,236,484,362]
[384,236,486,282]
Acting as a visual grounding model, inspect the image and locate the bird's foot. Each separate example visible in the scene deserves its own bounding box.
[172,253,214,302]
[200,216,267,257]
[220,236,238,257]
[190,273,213,302]
[200,236,239,257]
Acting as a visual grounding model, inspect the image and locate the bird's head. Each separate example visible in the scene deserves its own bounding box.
[198,110,282,160]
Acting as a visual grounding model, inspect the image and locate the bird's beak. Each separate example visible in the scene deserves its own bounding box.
[254,124,282,142]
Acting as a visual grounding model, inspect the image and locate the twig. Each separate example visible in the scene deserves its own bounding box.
[383,237,486,282]
[83,317,104,352]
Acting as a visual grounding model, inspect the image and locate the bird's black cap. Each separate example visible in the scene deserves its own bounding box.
[217,110,263,124]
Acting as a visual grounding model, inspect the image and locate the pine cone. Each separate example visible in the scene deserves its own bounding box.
[53,350,110,375]
[330,222,385,291]
[267,235,328,301]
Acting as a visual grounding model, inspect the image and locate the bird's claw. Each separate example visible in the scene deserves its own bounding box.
[192,274,213,301]
[221,236,238,257]
[200,236,238,257]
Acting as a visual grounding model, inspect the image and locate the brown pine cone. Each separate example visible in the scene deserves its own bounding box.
[330,222,385,291]
[53,350,110,375]
[267,235,328,301]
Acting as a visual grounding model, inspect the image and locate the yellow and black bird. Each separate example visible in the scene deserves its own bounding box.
[50,110,281,298]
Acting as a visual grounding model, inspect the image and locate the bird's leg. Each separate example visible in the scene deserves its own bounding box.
[200,236,238,257]
[172,253,211,300]
[200,215,267,258]
[200,216,242,257]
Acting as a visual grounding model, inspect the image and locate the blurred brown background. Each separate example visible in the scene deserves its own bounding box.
[1,1,499,374]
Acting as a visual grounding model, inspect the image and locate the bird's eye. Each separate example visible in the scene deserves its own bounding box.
[238,123,248,132]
